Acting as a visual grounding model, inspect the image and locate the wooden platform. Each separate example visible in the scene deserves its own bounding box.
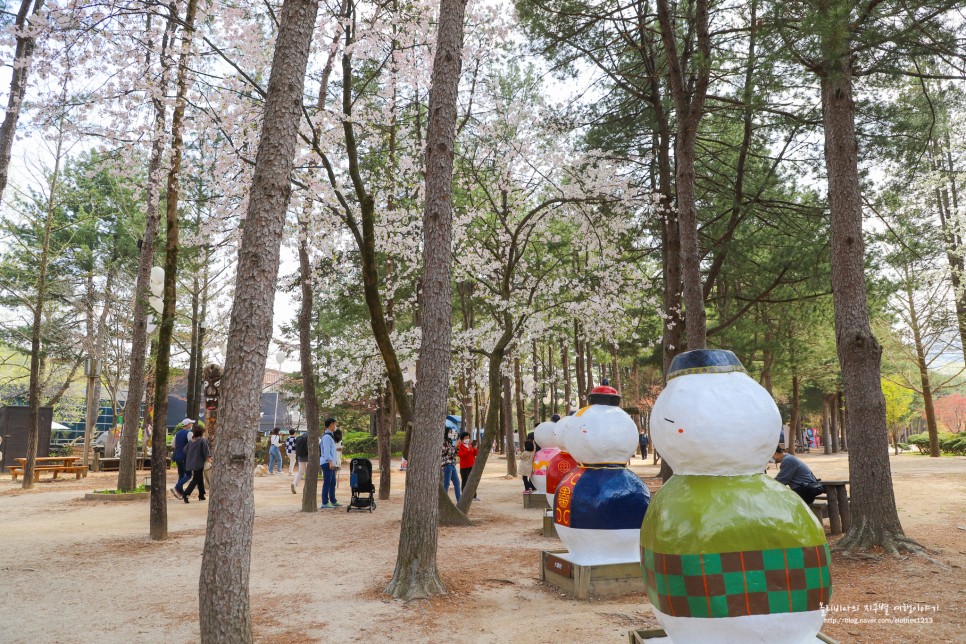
[523,492,549,509]
[628,628,838,643]
[541,549,644,600]
[542,509,558,538]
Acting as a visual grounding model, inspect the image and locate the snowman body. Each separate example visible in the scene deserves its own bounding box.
[641,350,830,643]
[545,416,579,506]
[553,391,650,565]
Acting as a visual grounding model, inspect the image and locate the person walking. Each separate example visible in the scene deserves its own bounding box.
[182,425,211,503]
[170,418,194,500]
[285,428,297,475]
[267,427,283,475]
[441,427,461,502]
[319,418,340,508]
[638,429,649,458]
[457,431,478,500]
[291,431,309,494]
[519,432,536,493]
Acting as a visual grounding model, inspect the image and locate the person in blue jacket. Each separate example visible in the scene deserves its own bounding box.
[170,418,195,500]
[319,418,341,508]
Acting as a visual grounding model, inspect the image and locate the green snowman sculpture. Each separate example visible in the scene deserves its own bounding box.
[641,349,830,643]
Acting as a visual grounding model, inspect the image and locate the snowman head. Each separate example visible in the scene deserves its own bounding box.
[564,385,638,464]
[534,421,558,450]
[650,349,780,475]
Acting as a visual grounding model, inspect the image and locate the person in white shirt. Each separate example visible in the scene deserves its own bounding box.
[268,427,283,475]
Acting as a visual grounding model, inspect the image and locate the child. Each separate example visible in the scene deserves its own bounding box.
[519,432,536,493]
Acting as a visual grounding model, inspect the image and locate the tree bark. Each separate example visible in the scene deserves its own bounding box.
[118,9,175,493]
[514,357,526,449]
[377,382,392,500]
[385,0,466,600]
[297,216,322,511]
[791,373,800,450]
[532,339,540,424]
[904,268,940,457]
[0,0,44,207]
[21,131,63,490]
[198,0,319,637]
[150,0,198,541]
[656,0,711,349]
[821,395,832,455]
[574,322,586,406]
[820,47,907,552]
[503,374,517,476]
[837,389,847,452]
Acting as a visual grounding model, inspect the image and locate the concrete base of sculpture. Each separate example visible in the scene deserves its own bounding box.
[541,550,644,600]
[524,491,549,509]
[542,509,558,538]
[627,629,838,644]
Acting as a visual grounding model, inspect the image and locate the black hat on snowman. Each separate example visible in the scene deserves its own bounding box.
[667,349,747,380]
[588,379,621,406]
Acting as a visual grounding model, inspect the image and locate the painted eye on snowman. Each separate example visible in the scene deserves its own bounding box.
[663,418,674,423]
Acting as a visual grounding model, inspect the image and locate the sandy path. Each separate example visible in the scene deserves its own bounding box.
[1,451,963,643]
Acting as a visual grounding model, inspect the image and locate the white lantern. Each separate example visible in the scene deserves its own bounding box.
[149,296,163,313]
[149,267,165,296]
[275,351,288,366]
[146,320,157,334]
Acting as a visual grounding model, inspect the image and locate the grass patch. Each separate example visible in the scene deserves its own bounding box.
[92,485,149,494]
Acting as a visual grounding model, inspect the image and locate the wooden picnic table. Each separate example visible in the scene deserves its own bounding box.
[10,456,88,482]
[816,480,850,535]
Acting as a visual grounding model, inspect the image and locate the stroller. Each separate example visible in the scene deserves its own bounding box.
[347,457,376,512]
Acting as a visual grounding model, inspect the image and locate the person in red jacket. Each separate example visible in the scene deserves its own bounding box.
[457,431,479,501]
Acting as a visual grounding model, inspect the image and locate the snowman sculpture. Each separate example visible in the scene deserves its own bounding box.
[553,383,650,565]
[641,349,830,643]
[531,421,559,497]
[544,416,578,506]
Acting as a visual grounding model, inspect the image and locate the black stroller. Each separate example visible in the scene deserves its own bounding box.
[347,457,376,512]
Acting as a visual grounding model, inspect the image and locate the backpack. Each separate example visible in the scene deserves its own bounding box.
[294,434,308,458]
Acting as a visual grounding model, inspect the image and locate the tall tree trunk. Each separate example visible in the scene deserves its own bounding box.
[150,0,198,541]
[837,389,846,452]
[574,321,587,406]
[821,395,832,455]
[503,374,517,477]
[198,0,319,637]
[585,339,594,391]
[0,0,44,206]
[904,268,940,457]
[385,0,466,600]
[791,373,800,450]
[560,340,571,413]
[21,131,63,490]
[118,10,175,493]
[186,271,200,419]
[514,357,526,448]
[377,382,392,500]
[610,354,621,393]
[459,336,510,513]
[656,0,711,348]
[829,392,839,453]
[297,217,322,511]
[820,47,908,552]
[532,339,540,425]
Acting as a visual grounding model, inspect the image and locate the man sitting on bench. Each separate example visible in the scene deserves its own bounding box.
[773,446,824,505]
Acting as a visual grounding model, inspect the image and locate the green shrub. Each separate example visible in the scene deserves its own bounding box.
[907,433,931,454]
[340,430,407,457]
[941,433,966,455]
[897,442,910,451]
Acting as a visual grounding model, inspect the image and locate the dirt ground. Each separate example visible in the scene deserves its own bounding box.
[0,450,963,643]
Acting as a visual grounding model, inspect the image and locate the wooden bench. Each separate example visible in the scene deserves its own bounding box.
[9,465,89,482]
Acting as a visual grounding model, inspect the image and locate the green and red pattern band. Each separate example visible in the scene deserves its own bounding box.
[641,545,832,618]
